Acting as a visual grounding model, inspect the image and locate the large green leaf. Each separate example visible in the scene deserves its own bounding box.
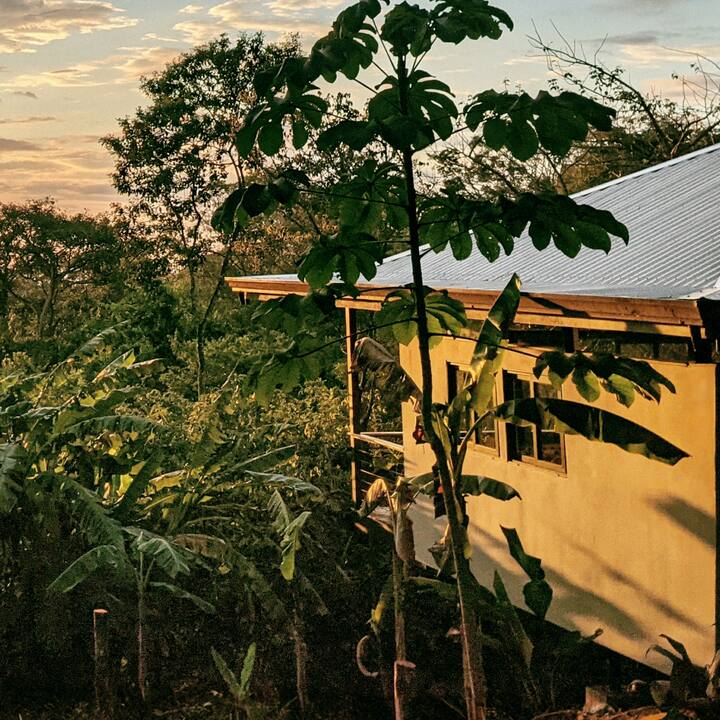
[211,647,243,703]
[149,581,215,613]
[269,490,311,581]
[126,527,192,578]
[239,642,257,698]
[535,351,676,406]
[0,443,24,513]
[466,274,521,414]
[49,544,130,593]
[63,479,124,549]
[229,550,289,624]
[495,397,688,465]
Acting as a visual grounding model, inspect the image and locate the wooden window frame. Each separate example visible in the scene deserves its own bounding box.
[502,370,567,473]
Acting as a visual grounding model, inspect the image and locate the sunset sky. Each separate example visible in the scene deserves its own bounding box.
[1,0,719,214]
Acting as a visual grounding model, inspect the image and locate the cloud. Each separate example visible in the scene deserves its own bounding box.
[0,1,139,54]
[4,61,106,88]
[109,46,187,82]
[0,44,186,91]
[0,133,118,212]
[0,137,41,151]
[142,33,183,43]
[594,31,683,46]
[0,115,56,124]
[11,90,38,98]
[616,43,720,66]
[174,0,339,45]
[179,3,205,13]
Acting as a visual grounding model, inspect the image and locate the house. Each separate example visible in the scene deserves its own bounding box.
[227,142,720,671]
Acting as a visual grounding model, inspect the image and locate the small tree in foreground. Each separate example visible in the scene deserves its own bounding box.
[213,1,688,717]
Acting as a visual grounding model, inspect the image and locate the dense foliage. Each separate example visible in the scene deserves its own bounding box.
[2,4,717,719]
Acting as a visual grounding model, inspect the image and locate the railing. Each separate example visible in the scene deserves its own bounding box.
[351,430,404,506]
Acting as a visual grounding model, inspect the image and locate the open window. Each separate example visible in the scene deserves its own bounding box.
[446,363,498,452]
[503,371,566,470]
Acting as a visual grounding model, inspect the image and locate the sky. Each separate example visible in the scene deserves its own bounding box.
[0,0,719,214]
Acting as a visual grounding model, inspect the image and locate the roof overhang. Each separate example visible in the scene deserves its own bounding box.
[226,276,720,339]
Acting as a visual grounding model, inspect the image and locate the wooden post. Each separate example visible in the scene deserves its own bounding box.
[93,608,112,719]
[345,307,362,505]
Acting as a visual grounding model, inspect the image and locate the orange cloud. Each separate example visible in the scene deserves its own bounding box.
[0,1,138,54]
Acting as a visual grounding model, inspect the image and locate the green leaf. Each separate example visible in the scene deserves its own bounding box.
[258,121,284,156]
[126,528,191,578]
[495,397,688,465]
[239,642,256,697]
[49,545,129,593]
[468,274,521,413]
[235,124,258,158]
[241,183,275,217]
[483,117,508,149]
[292,121,309,149]
[211,648,244,702]
[269,490,311,581]
[229,551,289,624]
[63,479,124,549]
[572,367,601,402]
[149,582,215,613]
[0,443,24,513]
[534,351,675,405]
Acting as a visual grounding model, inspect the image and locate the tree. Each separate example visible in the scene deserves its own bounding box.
[213,2,687,718]
[102,34,302,397]
[0,200,122,344]
[435,38,720,198]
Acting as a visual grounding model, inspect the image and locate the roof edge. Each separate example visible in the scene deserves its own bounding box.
[225,276,705,330]
[571,141,720,199]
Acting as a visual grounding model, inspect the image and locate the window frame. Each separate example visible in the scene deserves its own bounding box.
[502,370,567,473]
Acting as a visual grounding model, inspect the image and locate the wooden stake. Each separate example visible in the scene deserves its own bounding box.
[93,608,112,719]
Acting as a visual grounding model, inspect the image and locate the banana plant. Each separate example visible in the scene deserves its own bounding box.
[0,327,165,552]
[268,488,328,719]
[49,525,215,706]
[361,471,429,720]
[211,643,258,719]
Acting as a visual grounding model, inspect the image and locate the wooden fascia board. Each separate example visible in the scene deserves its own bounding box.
[225,276,705,335]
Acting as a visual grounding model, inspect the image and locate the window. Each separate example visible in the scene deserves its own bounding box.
[504,372,565,469]
[576,330,691,362]
[447,363,497,451]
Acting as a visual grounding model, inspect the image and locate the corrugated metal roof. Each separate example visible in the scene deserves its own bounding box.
[371,142,720,300]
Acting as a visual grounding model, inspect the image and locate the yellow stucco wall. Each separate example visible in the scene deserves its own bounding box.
[399,337,717,671]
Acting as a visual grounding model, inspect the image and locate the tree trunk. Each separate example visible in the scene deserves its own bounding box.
[292,608,310,718]
[137,583,149,710]
[396,52,487,720]
[392,549,415,720]
[195,244,234,398]
[93,608,113,719]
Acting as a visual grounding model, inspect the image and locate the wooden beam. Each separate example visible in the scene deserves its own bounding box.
[345,308,362,506]
[225,276,707,330]
[716,363,720,652]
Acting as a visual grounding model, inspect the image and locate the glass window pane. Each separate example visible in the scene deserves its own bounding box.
[509,376,534,457]
[534,382,563,465]
[513,426,535,458]
[475,412,497,449]
[534,382,558,400]
[538,431,563,465]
